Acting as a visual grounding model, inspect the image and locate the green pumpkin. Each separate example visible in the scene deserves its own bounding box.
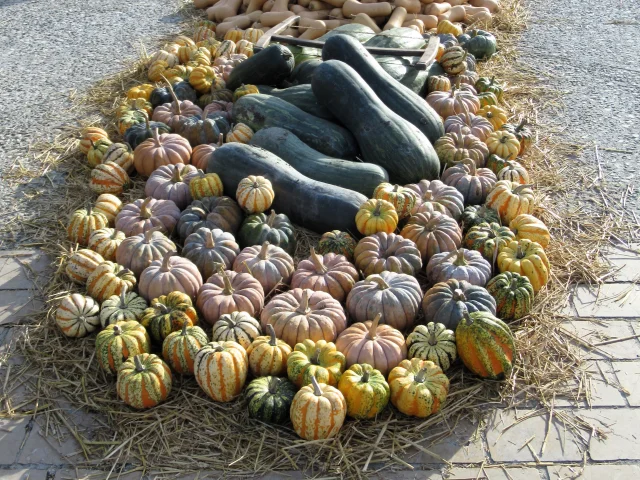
[486,271,534,321]
[237,210,296,255]
[501,119,534,155]
[422,279,496,330]
[140,292,198,344]
[406,322,457,371]
[464,222,516,263]
[317,230,357,261]
[117,109,147,135]
[460,205,501,232]
[245,376,297,424]
[458,29,497,60]
[124,115,171,149]
[477,91,499,108]
[486,154,514,174]
[100,289,148,327]
[475,76,503,101]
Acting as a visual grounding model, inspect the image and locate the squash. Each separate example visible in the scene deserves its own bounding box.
[443,112,493,142]
[116,227,176,276]
[318,230,357,261]
[89,162,130,195]
[477,91,499,109]
[88,228,124,261]
[485,131,521,160]
[86,139,113,168]
[497,161,530,184]
[197,268,265,325]
[188,171,223,200]
[100,288,148,327]
[55,294,100,338]
[501,119,534,155]
[236,175,274,214]
[149,82,198,109]
[290,376,346,440]
[400,211,462,262]
[211,311,262,349]
[404,180,465,220]
[117,109,147,135]
[458,29,497,60]
[346,272,422,331]
[440,46,467,75]
[190,139,224,171]
[475,76,503,101]
[509,214,550,248]
[406,323,457,371]
[189,65,216,93]
[486,271,534,321]
[66,249,104,284]
[428,75,451,93]
[461,206,500,233]
[144,163,197,210]
[437,19,463,36]
[353,232,421,277]
[79,127,109,154]
[226,123,254,144]
[372,183,418,219]
[477,105,508,130]
[162,324,209,375]
[485,154,514,175]
[246,376,297,424]
[178,196,244,240]
[94,194,122,226]
[255,85,335,121]
[388,358,450,417]
[422,279,496,330]
[86,261,136,303]
[455,310,515,379]
[356,199,398,236]
[337,363,390,419]
[426,248,492,286]
[194,341,248,402]
[233,242,294,294]
[434,132,490,168]
[183,228,240,279]
[152,86,203,130]
[291,247,358,302]
[124,117,171,150]
[441,159,497,205]
[227,44,294,90]
[237,210,295,255]
[138,251,203,302]
[246,324,292,377]
[68,207,109,246]
[140,291,198,344]
[96,321,151,374]
[497,239,550,292]
[464,221,516,263]
[117,353,172,409]
[287,338,346,388]
[101,143,135,174]
[133,129,192,177]
[116,198,181,237]
[426,83,480,119]
[486,181,535,224]
[177,114,231,147]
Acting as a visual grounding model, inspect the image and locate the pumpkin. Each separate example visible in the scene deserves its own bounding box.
[233,84,259,102]
[247,324,292,377]
[460,205,502,232]
[178,196,244,239]
[88,228,125,261]
[243,28,263,43]
[215,40,236,58]
[189,65,216,93]
[486,271,534,321]
[497,161,530,184]
[434,132,490,168]
[456,310,515,379]
[183,227,240,279]
[236,40,254,58]
[133,129,192,177]
[86,261,136,303]
[427,75,451,93]
[79,127,109,154]
[101,143,135,173]
[485,131,521,160]
[337,363,390,419]
[237,210,295,255]
[141,291,198,344]
[497,239,550,292]
[55,294,100,338]
[291,376,346,440]
[356,199,398,236]
[236,175,274,214]
[317,230,357,261]
[100,288,148,327]
[116,353,172,409]
[96,321,151,374]
[440,46,467,75]
[441,159,497,205]
[346,272,422,331]
[406,323,456,371]
[426,84,480,119]
[144,163,198,209]
[94,193,122,226]
[116,227,176,276]
[291,247,359,302]
[509,214,550,248]
[127,83,155,101]
[226,123,254,144]
[404,179,465,220]
[148,60,169,82]
[197,268,265,325]
[477,91,499,109]
[400,211,462,262]
[437,19,463,36]
[422,279,496,330]
[86,139,113,167]
[162,324,209,375]
[261,288,347,348]
[443,112,493,142]
[123,116,171,150]
[426,248,492,286]
[477,105,508,130]
[139,251,203,302]
[175,35,197,47]
[450,71,479,87]
[211,311,261,349]
[190,139,224,171]
[65,248,104,284]
[459,29,497,60]
[194,341,248,402]
[388,358,450,418]
[117,109,147,135]
[233,242,295,294]
[464,222,516,263]
[246,376,297,424]
[287,339,346,388]
[90,162,130,195]
[177,113,231,148]
[116,98,153,120]
[189,170,223,200]
[372,183,418,219]
[67,207,109,246]
[486,181,535,224]
[354,232,421,279]
[208,88,234,102]
[475,76,503,101]
[335,313,406,377]
[115,197,181,237]
[485,153,514,174]
[193,26,217,43]
[501,119,533,155]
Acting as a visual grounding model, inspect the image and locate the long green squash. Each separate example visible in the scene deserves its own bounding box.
[249,127,388,196]
[226,44,295,90]
[312,60,440,184]
[256,85,334,121]
[207,143,366,235]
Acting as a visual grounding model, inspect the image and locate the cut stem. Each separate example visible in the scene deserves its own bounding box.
[367,313,382,340]
[133,355,145,373]
[309,247,327,274]
[267,324,278,347]
[310,375,323,396]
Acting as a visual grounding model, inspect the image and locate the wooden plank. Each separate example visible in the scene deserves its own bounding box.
[415,36,439,70]
[254,16,301,50]
[265,35,428,56]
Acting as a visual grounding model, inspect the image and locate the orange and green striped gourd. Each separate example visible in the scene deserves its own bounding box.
[486,271,534,321]
[388,358,450,418]
[485,181,535,224]
[235,175,274,214]
[287,339,346,388]
[194,340,248,402]
[337,363,390,419]
[246,324,292,377]
[67,207,109,246]
[117,353,172,409]
[96,321,151,374]
[509,214,550,248]
[290,376,347,440]
[497,239,550,292]
[162,324,209,375]
[141,291,198,344]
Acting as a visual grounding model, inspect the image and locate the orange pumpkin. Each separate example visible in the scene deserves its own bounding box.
[290,376,346,440]
[388,358,450,417]
[67,207,109,246]
[194,341,248,402]
[133,129,192,177]
[90,162,130,195]
[246,324,292,377]
[355,199,398,235]
[117,353,172,409]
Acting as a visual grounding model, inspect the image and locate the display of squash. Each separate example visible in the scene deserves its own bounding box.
[426,248,492,286]
[68,207,109,246]
[94,193,123,226]
[115,197,181,237]
[486,271,535,321]
[116,227,177,276]
[79,126,109,154]
[485,131,521,160]
[422,279,496,330]
[443,112,493,142]
[144,163,198,210]
[86,138,113,167]
[355,199,398,236]
[406,323,457,371]
[100,288,148,327]
[509,214,550,248]
[141,291,198,343]
[290,376,347,440]
[101,143,135,173]
[434,132,490,168]
[464,222,516,263]
[65,248,105,284]
[162,324,208,375]
[497,239,550,292]
[233,241,294,294]
[194,340,248,402]
[139,251,203,302]
[88,228,125,261]
[475,76,503,101]
[246,376,297,424]
[404,179,465,220]
[237,210,295,255]
[246,324,292,377]
[337,363,390,420]
[55,293,100,338]
[96,321,151,374]
[485,181,535,224]
[372,183,418,219]
[441,159,497,205]
[497,161,530,184]
[388,358,450,418]
[426,84,480,119]
[317,230,357,261]
[183,227,240,279]
[211,311,261,349]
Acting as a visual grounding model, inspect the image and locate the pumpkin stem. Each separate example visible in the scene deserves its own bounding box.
[171,165,183,183]
[119,286,128,308]
[296,289,310,314]
[367,313,382,340]
[368,275,390,290]
[361,368,370,383]
[513,183,533,195]
[414,368,428,383]
[266,210,276,228]
[517,118,528,131]
[423,190,434,202]
[490,75,495,86]
[310,347,321,365]
[268,375,279,394]
[258,241,270,260]
[112,324,122,336]
[267,324,278,347]
[309,247,327,274]
[242,260,253,276]
[161,251,176,272]
[204,229,215,249]
[452,288,466,302]
[163,75,182,114]
[219,266,234,294]
[516,243,525,259]
[453,249,468,266]
[310,375,323,397]
[217,132,224,146]
[510,277,519,290]
[133,355,145,373]
[428,330,438,346]
[143,110,151,133]
[152,127,161,144]
[213,345,225,353]
[154,302,170,314]
[181,322,188,336]
[372,200,382,217]
[140,197,153,219]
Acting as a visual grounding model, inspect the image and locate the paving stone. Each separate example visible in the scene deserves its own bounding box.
[606,256,640,283]
[578,408,640,461]
[561,320,640,360]
[612,360,640,406]
[0,417,30,464]
[367,470,442,480]
[485,409,584,462]
[444,467,542,480]
[0,256,36,290]
[55,469,105,480]
[547,464,640,479]
[18,416,84,464]
[554,360,627,407]
[0,290,44,325]
[0,470,49,480]
[573,284,640,318]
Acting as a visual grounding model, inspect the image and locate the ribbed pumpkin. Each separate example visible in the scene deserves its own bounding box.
[88,228,125,261]
[124,116,172,150]
[55,294,100,338]
[236,175,274,214]
[388,358,450,417]
[422,279,496,330]
[426,84,480,119]
[86,139,113,167]
[162,324,209,375]
[133,129,192,177]
[477,105,508,130]
[211,311,262,349]
[356,199,398,236]
[497,239,550,292]
[86,261,136,303]
[335,313,407,377]
[317,230,357,261]
[456,310,515,379]
[441,159,497,205]
[116,227,176,276]
[509,214,550,248]
[100,288,147,327]
[94,193,123,226]
[475,76,503,101]
[127,83,155,101]
[65,248,104,284]
[404,179,465,220]
[90,162,130,195]
[117,109,147,135]
[233,242,294,294]
[190,139,223,171]
[427,75,451,93]
[434,132,490,168]
[246,324,292,377]
[291,247,359,302]
[193,26,217,43]
[233,84,259,102]
[141,291,198,344]
[485,131,521,160]
[501,119,533,155]
[100,143,135,173]
[152,85,203,129]
[443,112,493,142]
[226,123,254,144]
[148,60,169,82]
[291,376,346,440]
[406,323,457,371]
[79,127,109,154]
[464,222,516,263]
[139,251,203,302]
[183,228,240,279]
[477,91,499,109]
[486,181,535,224]
[400,211,462,262]
[437,19,463,36]
[67,207,109,246]
[460,205,501,232]
[178,196,244,239]
[144,163,198,210]
[426,248,492,286]
[242,28,263,43]
[115,197,181,237]
[440,46,467,75]
[96,321,151,374]
[346,272,422,331]
[194,341,248,402]
[117,353,172,409]
[497,161,530,184]
[353,232,422,277]
[487,153,517,173]
[189,170,223,200]
[486,271,534,321]
[215,40,236,58]
[237,210,295,255]
[337,363,390,419]
[372,183,418,219]
[246,376,297,424]
[189,65,216,93]
[116,99,153,120]
[287,339,346,388]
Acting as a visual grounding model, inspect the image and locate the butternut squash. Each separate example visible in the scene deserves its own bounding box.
[242,0,251,10]
[438,5,465,21]
[290,5,308,13]
[463,5,491,15]
[402,18,424,32]
[299,9,330,18]
[330,7,345,18]
[394,0,421,13]
[216,16,253,36]
[194,0,217,9]
[466,9,492,24]
[419,0,435,4]
[383,6,407,30]
[422,2,449,15]
[298,0,311,6]
[262,0,275,11]
[360,0,378,4]
[322,0,346,7]
[299,20,327,38]
[271,0,289,11]
[309,0,332,10]
[246,0,267,12]
[407,25,421,32]
[324,18,352,28]
[209,0,243,22]
[353,12,382,32]
[342,0,393,17]
[469,0,499,12]
[281,27,300,36]
[405,13,437,28]
[260,10,295,26]
[448,0,466,5]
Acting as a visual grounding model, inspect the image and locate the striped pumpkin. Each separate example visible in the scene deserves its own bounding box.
[126,84,155,101]
[317,230,357,261]
[477,105,508,130]
[101,143,135,174]
[428,75,451,94]
[477,92,499,109]
[214,40,236,58]
[485,131,521,161]
[177,45,197,64]
[140,291,198,344]
[86,261,136,302]
[87,138,113,167]
[464,222,516,263]
[246,376,297,424]
[210,311,262,349]
[162,324,209,375]
[388,358,450,417]
[194,341,248,402]
[117,109,147,135]
[246,324,292,377]
[485,181,535,224]
[440,46,467,75]
[235,40,253,58]
[287,339,346,388]
[193,26,216,43]
[224,28,244,43]
[90,162,130,195]
[94,193,123,226]
[88,228,125,261]
[148,60,169,82]
[79,127,109,154]
[191,48,212,66]
[55,294,100,338]
[116,99,153,119]
[498,161,530,184]
[67,207,109,246]
[189,171,223,200]
[485,155,513,175]
[486,271,534,321]
[232,84,259,102]
[497,239,550,292]
[242,28,263,43]
[235,175,274,214]
[290,376,346,440]
[406,323,457,371]
[436,19,463,36]
[372,183,417,219]
[117,353,172,409]
[337,363,390,419]
[65,248,104,284]
[226,123,254,144]
[96,321,151,374]
[455,311,515,379]
[189,65,216,93]
[509,214,550,248]
[99,288,148,327]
